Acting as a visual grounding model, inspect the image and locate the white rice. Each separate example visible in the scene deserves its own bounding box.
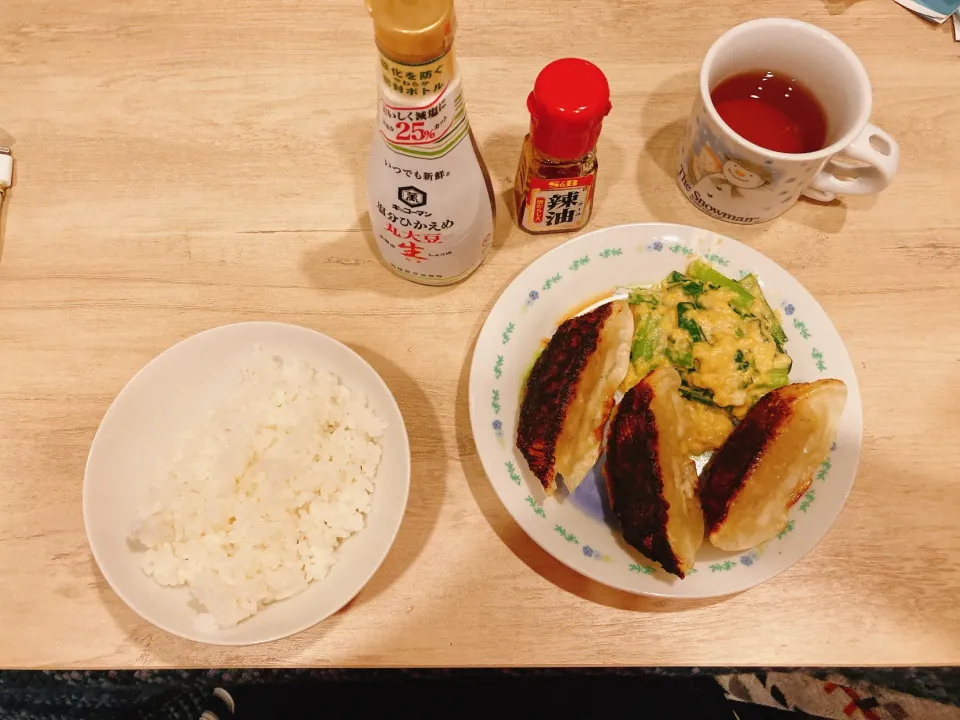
[131,346,386,627]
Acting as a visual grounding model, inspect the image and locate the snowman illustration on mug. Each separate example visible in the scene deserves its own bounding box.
[678,143,775,222]
[688,145,775,221]
[677,141,780,223]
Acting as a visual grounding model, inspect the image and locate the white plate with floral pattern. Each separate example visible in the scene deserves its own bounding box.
[468,223,862,598]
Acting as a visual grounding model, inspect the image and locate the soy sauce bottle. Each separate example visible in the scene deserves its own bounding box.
[365,0,496,285]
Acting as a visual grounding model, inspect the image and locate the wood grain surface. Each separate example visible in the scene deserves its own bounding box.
[2,0,959,669]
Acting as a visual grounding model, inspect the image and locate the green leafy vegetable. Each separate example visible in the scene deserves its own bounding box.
[631,312,661,363]
[681,280,705,303]
[677,302,703,343]
[688,259,754,310]
[628,289,660,308]
[734,349,750,372]
[666,347,694,368]
[739,273,788,347]
[679,384,716,406]
[756,368,790,389]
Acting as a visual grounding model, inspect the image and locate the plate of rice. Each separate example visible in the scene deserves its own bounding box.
[83,322,410,645]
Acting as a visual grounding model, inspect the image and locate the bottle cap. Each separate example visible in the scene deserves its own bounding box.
[366,0,455,64]
[527,58,611,161]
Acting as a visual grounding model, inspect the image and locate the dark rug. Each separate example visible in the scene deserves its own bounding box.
[2,669,959,720]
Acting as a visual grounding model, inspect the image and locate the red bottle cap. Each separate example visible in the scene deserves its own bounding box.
[527,58,612,161]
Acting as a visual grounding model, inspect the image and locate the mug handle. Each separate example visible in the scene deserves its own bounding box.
[802,123,899,203]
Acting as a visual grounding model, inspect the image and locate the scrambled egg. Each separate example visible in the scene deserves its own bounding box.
[621,259,792,454]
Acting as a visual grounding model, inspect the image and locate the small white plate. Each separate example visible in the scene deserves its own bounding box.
[84,322,411,645]
[468,223,862,598]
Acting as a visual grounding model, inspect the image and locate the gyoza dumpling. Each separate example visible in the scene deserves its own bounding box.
[517,300,633,496]
[700,379,847,551]
[604,367,704,578]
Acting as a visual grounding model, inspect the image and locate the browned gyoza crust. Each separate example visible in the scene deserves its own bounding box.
[517,302,613,490]
[604,380,685,578]
[698,386,798,532]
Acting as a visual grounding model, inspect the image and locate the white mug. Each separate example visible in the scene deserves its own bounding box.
[676,18,899,225]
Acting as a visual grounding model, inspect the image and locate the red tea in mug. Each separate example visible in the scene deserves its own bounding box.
[710,71,827,154]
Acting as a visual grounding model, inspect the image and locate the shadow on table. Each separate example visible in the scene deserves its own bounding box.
[820,0,870,14]
[480,126,524,246]
[637,73,851,238]
[452,315,728,614]
[0,186,11,267]
[338,344,447,610]
[91,556,344,666]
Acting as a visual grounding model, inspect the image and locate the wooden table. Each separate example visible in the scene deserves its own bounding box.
[2,0,959,669]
